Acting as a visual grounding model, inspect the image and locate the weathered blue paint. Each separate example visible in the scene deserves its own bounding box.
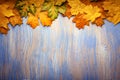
[0,15,120,80]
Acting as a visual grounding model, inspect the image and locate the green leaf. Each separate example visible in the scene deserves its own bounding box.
[41,2,52,11]
[28,4,36,15]
[58,5,66,14]
[55,0,66,6]
[48,5,58,20]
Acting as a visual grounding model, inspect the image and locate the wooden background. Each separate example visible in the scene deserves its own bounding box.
[0,15,120,80]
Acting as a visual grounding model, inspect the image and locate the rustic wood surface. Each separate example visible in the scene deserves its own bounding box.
[0,15,120,80]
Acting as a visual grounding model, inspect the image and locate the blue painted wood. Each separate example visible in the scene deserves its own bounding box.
[0,15,120,80]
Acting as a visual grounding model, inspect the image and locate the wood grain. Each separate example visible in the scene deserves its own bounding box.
[0,15,120,80]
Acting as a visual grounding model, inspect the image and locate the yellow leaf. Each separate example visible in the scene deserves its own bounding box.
[83,5,101,22]
[38,12,52,26]
[27,13,39,29]
[67,0,86,15]
[103,1,120,24]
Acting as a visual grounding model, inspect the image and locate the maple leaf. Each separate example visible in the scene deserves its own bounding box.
[83,5,101,22]
[27,13,39,29]
[0,16,9,30]
[29,0,44,7]
[0,4,14,17]
[103,1,120,24]
[0,2,15,34]
[58,4,66,14]
[9,9,22,26]
[93,17,104,26]
[38,11,52,26]
[48,4,58,20]
[55,0,66,6]
[72,14,89,29]
[41,0,66,20]
[64,4,72,18]
[15,0,36,17]
[0,27,9,34]
[67,0,86,15]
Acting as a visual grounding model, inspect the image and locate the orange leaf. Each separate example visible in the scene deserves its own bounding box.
[0,27,8,34]
[38,12,52,26]
[93,17,104,26]
[64,4,72,18]
[9,9,22,27]
[73,14,89,29]
[27,13,39,29]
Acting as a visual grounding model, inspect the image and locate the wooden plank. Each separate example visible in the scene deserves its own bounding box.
[0,15,120,80]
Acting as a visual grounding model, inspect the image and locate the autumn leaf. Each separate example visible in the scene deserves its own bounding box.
[0,27,9,34]
[27,13,39,29]
[55,0,66,6]
[29,0,44,7]
[72,14,89,29]
[38,11,52,26]
[0,4,14,17]
[9,9,22,26]
[67,0,86,15]
[93,17,104,26]
[0,3,15,34]
[48,5,58,20]
[0,17,9,30]
[58,4,66,14]
[83,5,101,22]
[15,0,36,17]
[103,1,120,24]
[41,0,66,20]
[64,4,72,18]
